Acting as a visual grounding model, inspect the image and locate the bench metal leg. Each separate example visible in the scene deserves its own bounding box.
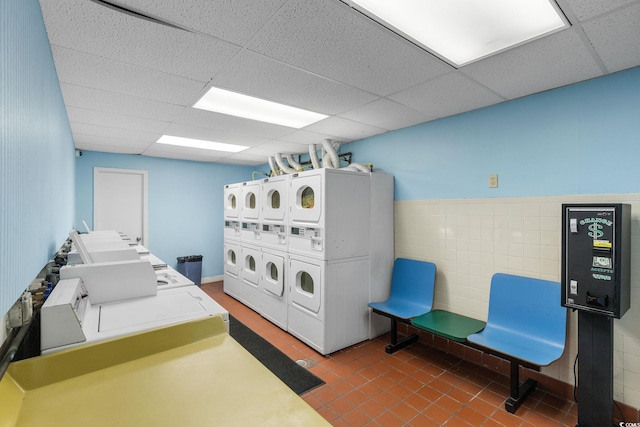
[385,317,418,354]
[505,360,537,413]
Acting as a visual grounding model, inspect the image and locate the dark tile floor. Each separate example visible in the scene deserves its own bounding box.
[202,282,577,426]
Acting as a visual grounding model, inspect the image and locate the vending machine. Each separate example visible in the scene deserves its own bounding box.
[561,203,631,427]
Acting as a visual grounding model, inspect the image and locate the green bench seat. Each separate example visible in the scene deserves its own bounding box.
[411,309,486,342]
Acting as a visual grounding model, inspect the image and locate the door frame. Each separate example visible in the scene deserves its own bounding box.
[94,167,149,247]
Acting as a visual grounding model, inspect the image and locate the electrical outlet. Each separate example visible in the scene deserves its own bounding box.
[489,174,498,188]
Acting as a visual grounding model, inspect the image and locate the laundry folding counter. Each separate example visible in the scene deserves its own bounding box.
[0,316,329,427]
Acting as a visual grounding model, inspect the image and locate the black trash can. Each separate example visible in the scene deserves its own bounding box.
[176,255,203,287]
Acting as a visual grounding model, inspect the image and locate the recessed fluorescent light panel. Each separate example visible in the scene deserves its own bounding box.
[156,135,248,152]
[346,0,569,67]
[193,87,328,129]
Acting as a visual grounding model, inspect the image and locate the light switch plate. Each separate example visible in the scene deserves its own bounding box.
[489,174,498,188]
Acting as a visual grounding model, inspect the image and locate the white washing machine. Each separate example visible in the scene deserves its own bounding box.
[223,239,243,302]
[260,248,288,330]
[287,253,370,355]
[260,175,289,251]
[42,279,229,354]
[239,243,262,313]
[288,168,370,260]
[155,266,194,289]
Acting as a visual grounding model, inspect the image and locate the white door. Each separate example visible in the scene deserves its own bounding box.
[94,167,148,246]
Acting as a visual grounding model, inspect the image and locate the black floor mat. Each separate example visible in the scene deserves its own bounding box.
[228,315,325,395]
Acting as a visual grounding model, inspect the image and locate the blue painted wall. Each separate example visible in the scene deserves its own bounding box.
[0,0,75,315]
[75,151,255,278]
[345,66,640,201]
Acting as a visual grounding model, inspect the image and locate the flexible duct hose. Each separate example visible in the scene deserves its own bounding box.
[268,156,279,176]
[344,162,370,172]
[286,154,302,172]
[274,153,297,174]
[309,144,321,169]
[322,139,339,169]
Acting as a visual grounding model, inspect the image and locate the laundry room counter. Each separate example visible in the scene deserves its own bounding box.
[0,316,329,427]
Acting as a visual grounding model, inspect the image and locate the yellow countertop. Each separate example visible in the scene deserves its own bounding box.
[0,316,329,427]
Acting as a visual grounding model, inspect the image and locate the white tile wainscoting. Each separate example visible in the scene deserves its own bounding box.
[394,193,640,408]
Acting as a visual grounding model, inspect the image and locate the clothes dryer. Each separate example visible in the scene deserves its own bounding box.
[260,248,288,330]
[288,168,370,260]
[238,180,261,242]
[261,174,289,224]
[260,175,289,251]
[241,180,261,222]
[223,239,243,302]
[287,253,370,355]
[239,243,262,312]
[223,183,241,220]
[224,219,241,240]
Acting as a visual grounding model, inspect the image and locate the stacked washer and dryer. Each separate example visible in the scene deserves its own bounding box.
[223,168,393,355]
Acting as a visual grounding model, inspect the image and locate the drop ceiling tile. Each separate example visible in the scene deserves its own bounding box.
[339,98,435,130]
[67,106,169,134]
[162,123,271,147]
[75,142,146,155]
[560,0,638,21]
[60,83,185,122]
[389,72,504,118]
[40,0,239,81]
[69,122,161,143]
[117,0,288,46]
[251,140,312,156]
[51,46,206,105]
[581,3,640,72]
[213,157,267,166]
[247,0,452,96]
[150,152,225,163]
[172,107,295,139]
[303,116,387,141]
[211,50,378,115]
[277,129,342,145]
[141,143,226,161]
[224,151,272,164]
[461,29,603,99]
[73,133,153,152]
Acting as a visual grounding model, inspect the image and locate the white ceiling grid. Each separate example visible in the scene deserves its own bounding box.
[38,0,640,165]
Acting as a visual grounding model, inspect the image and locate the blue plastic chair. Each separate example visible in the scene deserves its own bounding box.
[467,273,567,413]
[369,258,436,354]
